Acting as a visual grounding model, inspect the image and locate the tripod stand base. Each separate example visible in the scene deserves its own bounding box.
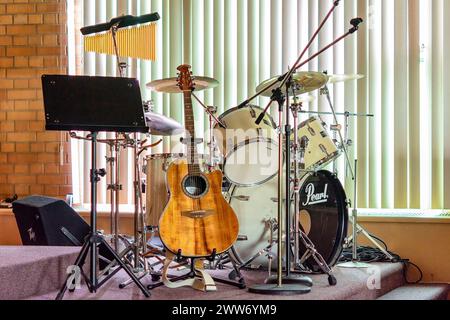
[265,274,313,287]
[337,261,372,269]
[249,283,311,295]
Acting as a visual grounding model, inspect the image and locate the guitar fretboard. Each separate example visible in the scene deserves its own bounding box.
[183,91,201,175]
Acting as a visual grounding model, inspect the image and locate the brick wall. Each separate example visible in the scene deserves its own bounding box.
[0,0,71,200]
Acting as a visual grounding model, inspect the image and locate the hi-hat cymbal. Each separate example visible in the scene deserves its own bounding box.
[145,111,184,136]
[256,71,329,97]
[146,76,219,93]
[328,74,365,84]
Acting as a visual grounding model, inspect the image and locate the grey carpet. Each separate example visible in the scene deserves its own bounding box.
[3,246,445,301]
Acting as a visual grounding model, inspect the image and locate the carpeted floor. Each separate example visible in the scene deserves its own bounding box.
[1,246,447,300]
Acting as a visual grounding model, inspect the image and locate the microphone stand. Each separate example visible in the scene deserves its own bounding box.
[254,18,363,126]
[237,0,341,110]
[249,3,364,296]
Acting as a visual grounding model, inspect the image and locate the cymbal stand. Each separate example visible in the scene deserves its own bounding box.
[112,23,152,286]
[119,138,165,289]
[320,85,354,180]
[191,92,226,128]
[207,106,219,170]
[105,138,123,252]
[318,86,394,267]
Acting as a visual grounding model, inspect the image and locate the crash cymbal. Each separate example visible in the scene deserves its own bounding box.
[144,111,184,136]
[328,74,365,84]
[146,76,219,93]
[256,71,329,97]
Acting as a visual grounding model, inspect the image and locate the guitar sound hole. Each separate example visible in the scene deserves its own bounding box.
[183,175,209,198]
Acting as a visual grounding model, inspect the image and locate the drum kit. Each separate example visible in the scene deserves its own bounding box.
[77,67,372,292]
[62,3,388,297]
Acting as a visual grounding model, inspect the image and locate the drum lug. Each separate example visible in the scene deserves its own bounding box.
[257,128,263,137]
[249,106,257,118]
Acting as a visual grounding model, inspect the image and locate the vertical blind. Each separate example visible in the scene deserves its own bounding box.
[69,0,450,210]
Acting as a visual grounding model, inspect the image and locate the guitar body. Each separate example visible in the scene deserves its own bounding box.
[159,159,239,258]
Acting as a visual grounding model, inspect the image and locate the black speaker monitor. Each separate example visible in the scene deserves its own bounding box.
[12,196,90,246]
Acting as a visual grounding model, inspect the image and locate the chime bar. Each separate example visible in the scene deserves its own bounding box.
[84,23,157,61]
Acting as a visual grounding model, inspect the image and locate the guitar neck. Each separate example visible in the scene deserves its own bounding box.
[183,91,201,175]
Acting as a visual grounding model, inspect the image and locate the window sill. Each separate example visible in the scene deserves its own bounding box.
[356,209,450,224]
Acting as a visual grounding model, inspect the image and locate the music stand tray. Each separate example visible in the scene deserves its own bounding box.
[42,74,148,133]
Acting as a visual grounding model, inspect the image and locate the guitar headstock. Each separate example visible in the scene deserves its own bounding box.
[177,64,194,92]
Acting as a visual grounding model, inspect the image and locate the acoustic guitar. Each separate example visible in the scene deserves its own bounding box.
[159,64,239,258]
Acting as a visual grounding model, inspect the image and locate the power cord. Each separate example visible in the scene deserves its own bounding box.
[338,233,423,284]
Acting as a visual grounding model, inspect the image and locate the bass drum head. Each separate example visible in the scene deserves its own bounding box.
[298,170,348,271]
[229,176,283,267]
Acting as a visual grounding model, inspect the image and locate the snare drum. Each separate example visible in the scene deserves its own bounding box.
[214,105,279,187]
[296,117,339,171]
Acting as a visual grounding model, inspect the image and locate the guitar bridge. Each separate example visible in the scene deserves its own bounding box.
[182,210,215,219]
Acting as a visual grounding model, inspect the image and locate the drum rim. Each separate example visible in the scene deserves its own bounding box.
[309,150,342,171]
[299,170,348,268]
[145,153,208,160]
[217,104,265,122]
[145,153,184,160]
[223,137,280,187]
[215,105,277,129]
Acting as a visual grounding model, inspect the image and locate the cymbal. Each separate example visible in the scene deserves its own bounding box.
[256,71,329,97]
[146,76,219,93]
[144,111,184,136]
[328,74,365,84]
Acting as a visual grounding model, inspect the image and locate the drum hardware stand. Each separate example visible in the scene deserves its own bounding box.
[191,92,226,129]
[227,218,278,279]
[191,92,226,171]
[337,159,395,269]
[112,21,152,282]
[105,138,124,253]
[111,23,128,78]
[320,84,355,180]
[318,85,394,266]
[290,96,337,286]
[119,138,168,289]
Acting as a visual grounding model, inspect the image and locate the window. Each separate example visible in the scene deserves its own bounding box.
[69,0,450,211]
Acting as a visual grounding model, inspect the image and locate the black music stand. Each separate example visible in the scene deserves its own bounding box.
[42,75,150,299]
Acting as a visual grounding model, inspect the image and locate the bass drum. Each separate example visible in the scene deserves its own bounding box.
[228,170,348,270]
[298,170,348,271]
